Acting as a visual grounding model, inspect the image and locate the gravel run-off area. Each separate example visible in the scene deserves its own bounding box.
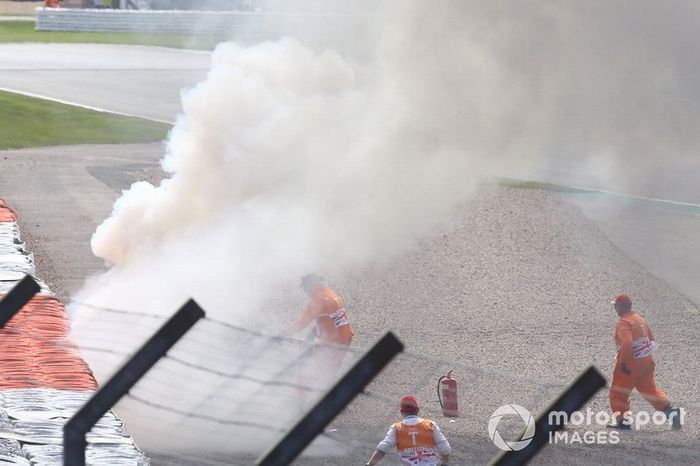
[0,144,698,465]
[324,186,700,465]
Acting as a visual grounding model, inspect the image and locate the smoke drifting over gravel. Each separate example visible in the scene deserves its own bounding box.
[84,1,700,317]
[72,0,700,458]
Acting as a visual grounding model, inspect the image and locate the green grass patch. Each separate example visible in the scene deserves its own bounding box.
[0,90,171,149]
[0,20,222,49]
[497,177,592,194]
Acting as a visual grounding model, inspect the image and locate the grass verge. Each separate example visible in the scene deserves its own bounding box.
[0,90,170,149]
[497,177,591,194]
[0,20,221,49]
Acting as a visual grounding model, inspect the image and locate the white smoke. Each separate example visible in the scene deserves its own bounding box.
[82,0,700,320]
[72,0,700,458]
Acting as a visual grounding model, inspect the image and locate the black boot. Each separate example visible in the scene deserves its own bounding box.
[663,406,683,431]
[608,420,632,430]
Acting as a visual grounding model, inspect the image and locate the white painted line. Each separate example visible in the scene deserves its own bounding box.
[554,182,700,209]
[547,181,700,209]
[0,86,175,125]
[591,188,700,209]
[0,16,35,22]
[501,177,700,210]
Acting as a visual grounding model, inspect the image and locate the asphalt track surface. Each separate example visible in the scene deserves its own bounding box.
[0,43,698,465]
[0,43,210,122]
[0,143,163,298]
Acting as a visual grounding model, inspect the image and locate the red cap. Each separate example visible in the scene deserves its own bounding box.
[400,395,419,413]
[612,294,632,306]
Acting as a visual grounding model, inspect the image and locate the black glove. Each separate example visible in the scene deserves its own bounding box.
[621,362,631,375]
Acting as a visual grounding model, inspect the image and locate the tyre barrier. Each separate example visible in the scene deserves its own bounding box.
[0,198,149,465]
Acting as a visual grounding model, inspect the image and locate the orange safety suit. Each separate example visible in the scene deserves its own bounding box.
[287,286,353,392]
[286,286,353,346]
[610,310,670,418]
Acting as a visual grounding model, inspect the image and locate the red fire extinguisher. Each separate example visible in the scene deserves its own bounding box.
[437,370,459,417]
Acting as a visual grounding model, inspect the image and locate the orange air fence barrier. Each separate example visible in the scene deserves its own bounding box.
[1,196,95,389]
[1,197,96,390]
[0,198,149,465]
[0,293,97,390]
[0,199,17,222]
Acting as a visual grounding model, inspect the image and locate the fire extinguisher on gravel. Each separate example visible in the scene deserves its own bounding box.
[437,370,459,417]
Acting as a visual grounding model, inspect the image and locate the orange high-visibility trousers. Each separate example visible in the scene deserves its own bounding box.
[610,357,670,417]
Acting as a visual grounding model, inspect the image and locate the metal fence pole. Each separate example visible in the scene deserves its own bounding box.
[0,275,40,328]
[489,365,606,466]
[63,299,205,466]
[256,331,405,466]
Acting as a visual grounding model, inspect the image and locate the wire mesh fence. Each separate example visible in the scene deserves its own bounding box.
[64,299,366,464]
[0,286,694,465]
[13,297,651,464]
[57,295,700,465]
[0,275,695,466]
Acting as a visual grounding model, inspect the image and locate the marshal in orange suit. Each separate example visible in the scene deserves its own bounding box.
[284,274,353,391]
[609,294,682,430]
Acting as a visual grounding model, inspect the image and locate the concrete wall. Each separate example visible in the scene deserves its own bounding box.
[36,8,254,35]
[34,8,374,58]
[35,7,366,37]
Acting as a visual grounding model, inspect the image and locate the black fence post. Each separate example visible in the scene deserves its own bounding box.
[489,366,606,466]
[0,275,40,328]
[63,299,205,466]
[256,331,404,466]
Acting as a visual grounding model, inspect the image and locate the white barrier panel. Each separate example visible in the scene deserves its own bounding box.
[35,8,364,37]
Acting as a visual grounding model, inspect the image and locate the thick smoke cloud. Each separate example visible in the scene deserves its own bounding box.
[72,0,700,456]
[86,1,700,317]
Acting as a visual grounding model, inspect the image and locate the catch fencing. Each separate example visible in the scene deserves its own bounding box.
[4,283,698,465]
[59,297,645,465]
